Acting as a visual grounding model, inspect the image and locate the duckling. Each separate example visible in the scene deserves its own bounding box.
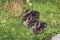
[30,22,47,34]
[23,9,40,21]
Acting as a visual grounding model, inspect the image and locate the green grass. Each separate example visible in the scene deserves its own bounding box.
[0,0,60,40]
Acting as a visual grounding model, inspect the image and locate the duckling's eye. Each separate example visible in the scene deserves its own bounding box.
[31,20,36,23]
[44,24,47,27]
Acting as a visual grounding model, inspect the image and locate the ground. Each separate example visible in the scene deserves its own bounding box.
[0,0,60,40]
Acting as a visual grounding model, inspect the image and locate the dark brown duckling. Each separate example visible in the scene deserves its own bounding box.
[30,22,47,34]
